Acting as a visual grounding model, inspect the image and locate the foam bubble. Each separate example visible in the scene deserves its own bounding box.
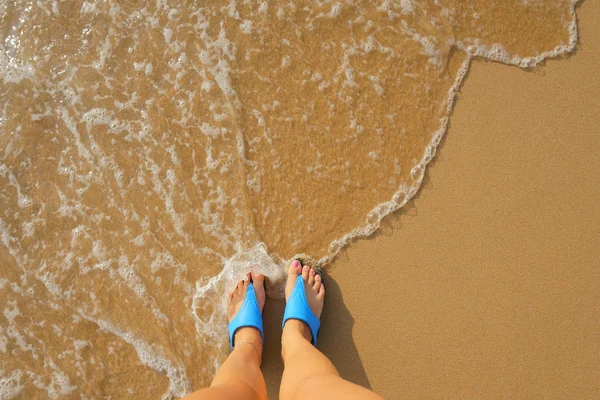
[239,20,252,35]
[393,191,407,206]
[410,164,424,182]
[80,314,191,397]
[73,340,89,351]
[366,211,380,225]
[3,302,20,322]
[328,240,342,255]
[0,370,24,400]
[80,1,96,14]
[330,3,343,18]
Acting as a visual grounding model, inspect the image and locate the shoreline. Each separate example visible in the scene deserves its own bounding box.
[262,1,599,398]
[315,0,583,269]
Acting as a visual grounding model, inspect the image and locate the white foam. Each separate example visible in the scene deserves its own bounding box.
[239,20,252,35]
[192,243,285,373]
[0,0,584,395]
[80,1,96,14]
[0,370,24,400]
[0,7,36,85]
[455,0,581,69]
[46,367,76,399]
[314,0,583,268]
[0,164,33,210]
[329,3,343,18]
[3,302,20,322]
[410,164,424,182]
[0,330,7,354]
[78,313,191,398]
[0,58,35,84]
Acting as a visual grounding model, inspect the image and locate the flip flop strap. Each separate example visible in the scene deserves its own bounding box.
[282,276,321,346]
[228,283,264,349]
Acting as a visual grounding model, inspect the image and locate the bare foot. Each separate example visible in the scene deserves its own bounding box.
[228,272,265,360]
[284,260,325,342]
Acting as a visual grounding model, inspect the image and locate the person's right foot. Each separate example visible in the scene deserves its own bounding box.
[284,260,325,342]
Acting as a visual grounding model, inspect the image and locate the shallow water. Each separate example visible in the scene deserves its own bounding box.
[0,0,579,398]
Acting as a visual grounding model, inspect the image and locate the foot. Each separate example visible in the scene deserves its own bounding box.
[228,272,265,360]
[284,260,325,342]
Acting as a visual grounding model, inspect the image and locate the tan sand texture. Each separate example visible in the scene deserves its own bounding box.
[261,1,599,398]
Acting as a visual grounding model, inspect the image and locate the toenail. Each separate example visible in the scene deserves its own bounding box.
[310,269,315,276]
[292,260,299,267]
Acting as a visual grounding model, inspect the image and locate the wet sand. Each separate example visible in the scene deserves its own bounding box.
[262,1,599,398]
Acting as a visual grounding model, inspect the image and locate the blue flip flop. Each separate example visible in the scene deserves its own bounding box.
[228,280,264,349]
[282,273,322,346]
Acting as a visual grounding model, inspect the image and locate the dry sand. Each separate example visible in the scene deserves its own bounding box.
[262,1,599,398]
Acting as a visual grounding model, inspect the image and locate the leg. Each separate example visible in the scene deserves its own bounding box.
[183,273,268,400]
[279,262,383,400]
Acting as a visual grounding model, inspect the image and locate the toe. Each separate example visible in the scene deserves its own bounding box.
[301,265,310,282]
[285,260,302,300]
[288,260,301,276]
[313,274,321,291]
[251,272,264,288]
[251,272,266,311]
[316,284,325,301]
[229,276,250,322]
[308,268,316,286]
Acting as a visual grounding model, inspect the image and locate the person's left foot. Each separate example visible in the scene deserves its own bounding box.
[228,272,265,360]
[283,260,324,342]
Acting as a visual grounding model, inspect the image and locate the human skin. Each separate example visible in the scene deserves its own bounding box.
[183,262,383,400]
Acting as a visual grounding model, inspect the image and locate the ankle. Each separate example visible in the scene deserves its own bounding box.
[234,341,262,365]
[283,319,312,341]
[234,327,263,360]
[281,320,312,360]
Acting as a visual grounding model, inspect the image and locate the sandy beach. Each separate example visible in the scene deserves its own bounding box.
[261,1,599,398]
[0,1,597,398]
